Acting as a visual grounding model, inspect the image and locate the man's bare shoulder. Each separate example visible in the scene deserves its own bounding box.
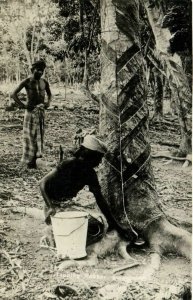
[16,77,30,87]
[20,77,32,89]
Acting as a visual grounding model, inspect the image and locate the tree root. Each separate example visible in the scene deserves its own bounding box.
[140,253,161,280]
[152,154,192,162]
[0,124,23,130]
[166,214,192,233]
[56,231,136,270]
[146,219,191,259]
[118,240,136,262]
[152,153,192,168]
[158,141,179,148]
[112,261,141,274]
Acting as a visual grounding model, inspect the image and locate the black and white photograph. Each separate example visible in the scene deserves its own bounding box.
[0,0,192,299]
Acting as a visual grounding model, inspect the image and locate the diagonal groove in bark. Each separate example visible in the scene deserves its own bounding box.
[118,76,144,110]
[117,44,140,72]
[99,0,191,263]
[120,100,148,128]
[123,156,151,188]
[123,145,151,183]
[121,121,149,152]
[99,0,161,235]
[120,98,144,124]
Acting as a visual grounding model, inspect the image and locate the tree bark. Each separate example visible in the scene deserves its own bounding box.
[99,0,161,236]
[98,0,191,261]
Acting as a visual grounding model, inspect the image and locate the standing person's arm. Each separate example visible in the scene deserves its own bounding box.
[11,80,27,109]
[45,80,52,108]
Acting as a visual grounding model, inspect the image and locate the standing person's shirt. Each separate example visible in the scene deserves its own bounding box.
[18,77,51,111]
[45,158,101,201]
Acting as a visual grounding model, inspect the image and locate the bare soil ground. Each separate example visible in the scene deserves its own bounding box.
[0,87,191,299]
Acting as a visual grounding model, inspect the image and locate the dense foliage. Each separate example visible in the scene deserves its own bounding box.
[55,0,101,85]
[0,0,65,82]
[0,0,101,85]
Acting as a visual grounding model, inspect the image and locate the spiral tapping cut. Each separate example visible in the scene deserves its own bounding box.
[99,0,191,275]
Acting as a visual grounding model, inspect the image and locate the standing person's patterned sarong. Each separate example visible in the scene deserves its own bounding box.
[21,104,45,165]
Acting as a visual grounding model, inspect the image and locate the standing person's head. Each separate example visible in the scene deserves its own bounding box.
[31,60,46,80]
[75,135,107,168]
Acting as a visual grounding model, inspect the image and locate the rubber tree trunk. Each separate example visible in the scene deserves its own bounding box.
[99,0,163,238]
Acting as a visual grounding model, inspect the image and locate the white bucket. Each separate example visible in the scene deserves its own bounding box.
[51,211,88,259]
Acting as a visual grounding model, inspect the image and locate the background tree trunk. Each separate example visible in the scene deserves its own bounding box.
[144,2,192,156]
[99,0,163,238]
[151,70,163,122]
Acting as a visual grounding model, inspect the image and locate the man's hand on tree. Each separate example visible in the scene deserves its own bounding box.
[115,225,137,242]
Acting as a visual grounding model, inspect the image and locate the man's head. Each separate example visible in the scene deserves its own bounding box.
[31,60,46,80]
[76,135,107,168]
[82,135,107,154]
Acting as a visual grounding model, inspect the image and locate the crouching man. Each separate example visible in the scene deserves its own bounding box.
[39,135,125,245]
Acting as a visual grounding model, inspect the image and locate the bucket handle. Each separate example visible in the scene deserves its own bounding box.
[88,213,105,226]
[56,220,87,237]
[88,214,105,236]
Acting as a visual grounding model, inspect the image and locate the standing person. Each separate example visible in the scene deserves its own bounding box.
[39,135,127,244]
[11,60,52,169]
